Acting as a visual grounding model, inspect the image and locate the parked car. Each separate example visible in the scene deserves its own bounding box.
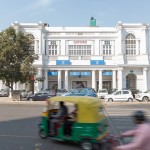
[56,89,67,96]
[97,89,108,98]
[61,88,97,97]
[0,89,9,97]
[27,91,53,101]
[135,89,150,102]
[104,89,133,102]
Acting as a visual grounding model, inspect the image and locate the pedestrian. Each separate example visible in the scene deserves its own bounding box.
[113,110,150,150]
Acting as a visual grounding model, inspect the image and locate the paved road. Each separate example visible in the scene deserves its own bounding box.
[0,97,150,149]
[0,99,79,150]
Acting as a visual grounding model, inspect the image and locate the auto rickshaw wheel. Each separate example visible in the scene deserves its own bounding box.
[39,129,47,139]
[80,139,94,150]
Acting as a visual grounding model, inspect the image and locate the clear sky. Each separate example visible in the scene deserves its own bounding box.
[0,0,150,30]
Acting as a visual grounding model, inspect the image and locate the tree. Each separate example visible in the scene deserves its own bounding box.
[0,27,38,94]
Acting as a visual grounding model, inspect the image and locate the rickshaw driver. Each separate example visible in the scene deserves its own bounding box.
[50,101,68,135]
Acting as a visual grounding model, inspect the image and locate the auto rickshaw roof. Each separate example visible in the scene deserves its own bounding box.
[47,96,102,107]
[47,96,106,123]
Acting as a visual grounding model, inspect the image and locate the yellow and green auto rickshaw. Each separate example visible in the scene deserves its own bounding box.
[39,96,108,150]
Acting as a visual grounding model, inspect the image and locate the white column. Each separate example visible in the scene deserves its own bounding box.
[44,40,47,55]
[141,26,147,54]
[91,40,94,55]
[112,40,115,55]
[65,70,69,91]
[61,39,66,55]
[116,25,122,55]
[58,70,62,90]
[92,70,96,90]
[13,84,16,90]
[98,70,102,90]
[94,39,99,55]
[44,69,48,90]
[99,41,103,55]
[37,68,42,91]
[112,70,117,89]
[143,68,148,91]
[42,37,46,55]
[136,40,139,55]
[39,30,42,54]
[16,82,20,90]
[117,68,123,90]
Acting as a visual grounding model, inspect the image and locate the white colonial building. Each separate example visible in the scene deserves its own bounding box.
[1,19,150,93]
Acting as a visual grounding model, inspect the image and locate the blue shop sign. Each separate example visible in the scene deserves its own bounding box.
[90,60,105,65]
[103,71,112,76]
[70,72,91,76]
[48,71,58,76]
[56,60,71,65]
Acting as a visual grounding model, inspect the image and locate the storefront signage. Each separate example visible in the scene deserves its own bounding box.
[48,71,58,76]
[70,72,91,76]
[73,40,87,44]
[103,71,112,76]
[56,60,71,65]
[90,60,105,65]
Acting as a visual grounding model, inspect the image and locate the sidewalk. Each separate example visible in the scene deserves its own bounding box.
[0,97,45,105]
[0,97,12,101]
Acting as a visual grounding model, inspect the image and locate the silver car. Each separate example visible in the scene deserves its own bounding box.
[0,89,9,97]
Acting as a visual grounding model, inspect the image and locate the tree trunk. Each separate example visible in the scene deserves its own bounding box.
[9,82,13,98]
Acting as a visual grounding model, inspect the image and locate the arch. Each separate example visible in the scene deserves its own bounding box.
[126,33,135,39]
[126,73,137,89]
[27,34,35,41]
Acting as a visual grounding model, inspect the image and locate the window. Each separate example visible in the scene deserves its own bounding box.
[102,40,112,55]
[68,45,91,55]
[125,33,136,55]
[27,34,35,53]
[48,40,58,55]
[115,91,121,95]
[123,91,129,94]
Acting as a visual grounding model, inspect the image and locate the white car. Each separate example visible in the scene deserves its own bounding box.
[97,89,108,98]
[135,89,150,102]
[104,90,133,102]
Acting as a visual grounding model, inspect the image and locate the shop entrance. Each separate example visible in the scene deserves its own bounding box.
[97,81,112,92]
[126,74,137,89]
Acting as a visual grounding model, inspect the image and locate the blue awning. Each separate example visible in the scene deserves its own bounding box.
[48,71,58,76]
[56,60,71,65]
[70,72,91,76]
[102,71,112,76]
[90,60,105,65]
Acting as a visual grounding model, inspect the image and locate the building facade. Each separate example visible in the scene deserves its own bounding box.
[1,20,150,93]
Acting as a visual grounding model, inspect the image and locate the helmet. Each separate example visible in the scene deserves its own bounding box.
[133,110,146,122]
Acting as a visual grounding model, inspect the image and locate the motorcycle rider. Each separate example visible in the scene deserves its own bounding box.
[114,110,150,150]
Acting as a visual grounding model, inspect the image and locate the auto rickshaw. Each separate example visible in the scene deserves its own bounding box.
[39,96,108,150]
